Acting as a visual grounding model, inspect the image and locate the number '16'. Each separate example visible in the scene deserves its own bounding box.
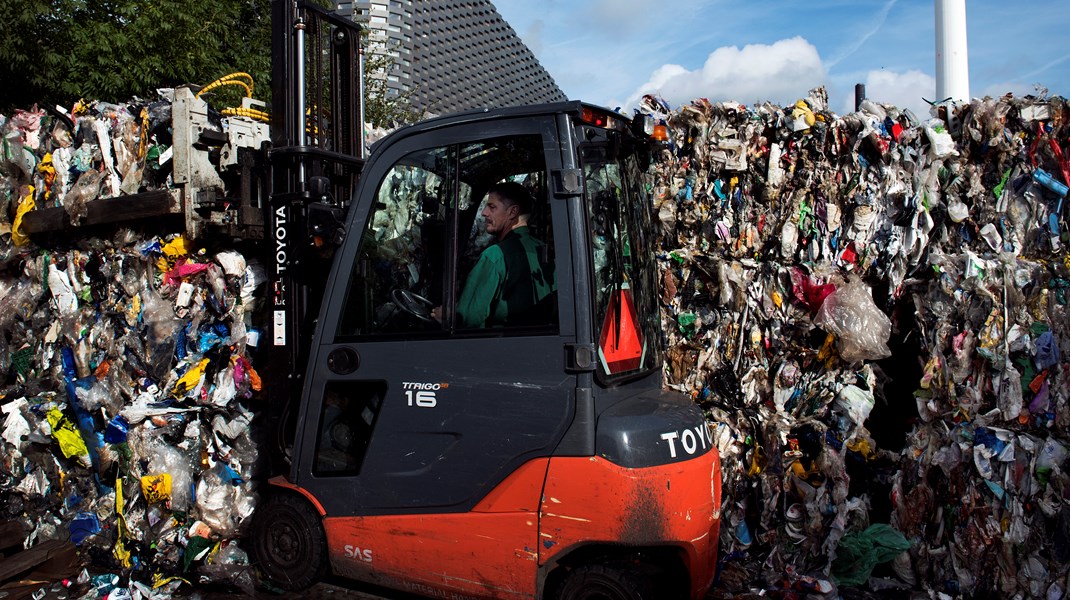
[406,390,437,407]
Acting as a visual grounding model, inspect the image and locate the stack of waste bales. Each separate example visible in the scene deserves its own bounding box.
[643,88,1069,597]
[1,97,265,597]
[2,84,1067,599]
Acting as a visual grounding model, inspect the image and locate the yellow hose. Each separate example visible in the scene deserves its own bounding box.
[197,73,271,122]
[197,72,255,99]
[221,106,271,123]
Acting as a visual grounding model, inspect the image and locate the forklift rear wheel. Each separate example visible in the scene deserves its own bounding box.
[554,564,653,600]
[250,493,328,590]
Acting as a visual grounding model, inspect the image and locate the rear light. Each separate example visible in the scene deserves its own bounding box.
[580,106,630,132]
[581,107,610,128]
[652,124,669,142]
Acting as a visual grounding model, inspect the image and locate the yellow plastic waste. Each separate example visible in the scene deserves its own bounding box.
[138,107,150,160]
[977,307,1004,355]
[125,293,141,327]
[818,333,837,368]
[746,444,766,477]
[37,154,55,202]
[920,355,942,389]
[114,478,132,567]
[158,235,196,272]
[152,573,190,589]
[846,437,877,461]
[173,358,210,395]
[141,473,172,505]
[793,100,816,128]
[11,186,36,247]
[162,235,193,258]
[46,408,90,467]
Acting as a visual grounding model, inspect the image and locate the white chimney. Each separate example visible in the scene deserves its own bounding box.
[935,0,970,103]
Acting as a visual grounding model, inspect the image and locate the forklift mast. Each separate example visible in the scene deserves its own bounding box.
[264,0,365,464]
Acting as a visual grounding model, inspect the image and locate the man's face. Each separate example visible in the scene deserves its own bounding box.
[482,192,518,239]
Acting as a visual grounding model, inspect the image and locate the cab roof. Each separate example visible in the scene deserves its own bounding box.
[369,101,633,154]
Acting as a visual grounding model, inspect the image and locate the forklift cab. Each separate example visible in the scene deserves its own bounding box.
[252,103,721,600]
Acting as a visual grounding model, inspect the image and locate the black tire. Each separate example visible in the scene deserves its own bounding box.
[554,564,654,600]
[249,493,329,590]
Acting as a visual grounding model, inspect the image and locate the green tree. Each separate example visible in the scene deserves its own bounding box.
[0,0,271,111]
[360,28,421,128]
[0,0,417,128]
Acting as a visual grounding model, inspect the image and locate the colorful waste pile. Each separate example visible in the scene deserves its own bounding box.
[1,98,181,240]
[644,89,1069,598]
[2,84,1068,600]
[1,97,265,597]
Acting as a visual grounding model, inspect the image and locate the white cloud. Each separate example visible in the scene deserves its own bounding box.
[623,37,827,110]
[857,70,936,117]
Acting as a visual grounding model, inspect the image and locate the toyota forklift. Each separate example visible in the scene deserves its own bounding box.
[21,1,721,597]
[253,2,722,599]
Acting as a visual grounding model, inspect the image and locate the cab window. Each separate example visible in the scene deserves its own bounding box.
[336,134,557,337]
[583,147,663,382]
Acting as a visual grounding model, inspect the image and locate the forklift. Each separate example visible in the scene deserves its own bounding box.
[21,1,721,598]
[245,3,723,598]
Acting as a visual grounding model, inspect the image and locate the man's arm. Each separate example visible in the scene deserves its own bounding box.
[456,246,505,328]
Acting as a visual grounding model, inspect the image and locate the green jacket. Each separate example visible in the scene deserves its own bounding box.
[456,226,556,328]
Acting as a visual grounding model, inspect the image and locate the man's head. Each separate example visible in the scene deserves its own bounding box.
[482,181,533,240]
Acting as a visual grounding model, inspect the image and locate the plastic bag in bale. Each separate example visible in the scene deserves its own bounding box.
[832,523,912,586]
[814,276,891,363]
[140,282,181,380]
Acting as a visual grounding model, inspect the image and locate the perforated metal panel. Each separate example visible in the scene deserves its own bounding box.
[344,0,567,116]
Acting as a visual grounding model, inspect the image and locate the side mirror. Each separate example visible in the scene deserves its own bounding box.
[310,176,331,203]
[631,113,655,138]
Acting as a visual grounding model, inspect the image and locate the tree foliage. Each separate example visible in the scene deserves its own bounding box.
[0,0,417,127]
[361,28,421,128]
[0,0,272,111]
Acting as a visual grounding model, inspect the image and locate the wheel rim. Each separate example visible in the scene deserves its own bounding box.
[264,510,306,567]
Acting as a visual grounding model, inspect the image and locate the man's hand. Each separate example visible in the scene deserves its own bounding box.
[431,306,443,322]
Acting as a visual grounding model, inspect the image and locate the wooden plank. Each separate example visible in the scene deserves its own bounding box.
[0,541,81,600]
[0,521,26,555]
[0,540,68,583]
[20,190,179,234]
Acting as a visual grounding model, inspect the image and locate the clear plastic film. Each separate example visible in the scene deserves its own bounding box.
[814,276,892,363]
[139,282,181,379]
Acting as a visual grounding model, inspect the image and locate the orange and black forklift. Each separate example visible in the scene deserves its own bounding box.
[22,1,721,597]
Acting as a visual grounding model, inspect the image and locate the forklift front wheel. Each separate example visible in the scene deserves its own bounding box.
[553,564,653,600]
[250,493,328,590]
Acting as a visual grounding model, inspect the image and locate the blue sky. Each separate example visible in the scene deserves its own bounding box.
[492,0,1070,117]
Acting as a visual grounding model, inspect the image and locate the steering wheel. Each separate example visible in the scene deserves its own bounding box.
[390,288,436,323]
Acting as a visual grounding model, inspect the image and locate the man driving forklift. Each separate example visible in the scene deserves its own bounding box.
[433,181,556,328]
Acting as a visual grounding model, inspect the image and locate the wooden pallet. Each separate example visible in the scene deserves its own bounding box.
[0,521,82,600]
